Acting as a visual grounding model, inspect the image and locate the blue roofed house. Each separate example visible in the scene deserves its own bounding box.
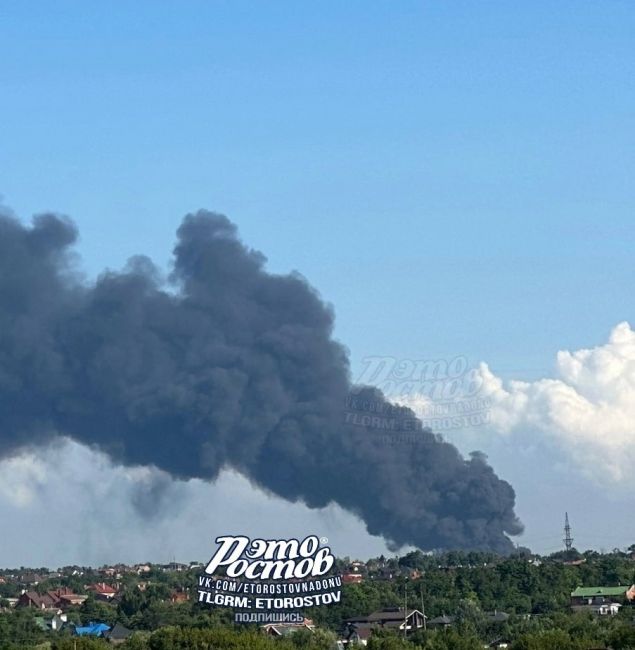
[75,622,111,637]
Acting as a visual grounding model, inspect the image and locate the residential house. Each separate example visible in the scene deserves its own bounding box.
[19,573,45,586]
[51,613,68,631]
[31,613,69,633]
[17,588,86,610]
[75,622,111,637]
[346,607,426,631]
[100,565,126,579]
[342,573,364,584]
[103,622,133,644]
[17,591,58,610]
[375,567,396,581]
[486,610,510,623]
[428,614,454,629]
[57,588,87,608]
[87,582,119,601]
[571,586,635,615]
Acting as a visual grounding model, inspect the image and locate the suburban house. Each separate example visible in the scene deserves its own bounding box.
[56,588,87,608]
[349,607,426,631]
[87,582,119,600]
[342,573,364,584]
[16,592,49,609]
[571,586,635,615]
[343,608,426,644]
[18,573,45,586]
[50,613,69,631]
[103,622,133,644]
[75,622,111,637]
[32,613,69,633]
[487,610,510,623]
[17,588,86,610]
[428,614,454,628]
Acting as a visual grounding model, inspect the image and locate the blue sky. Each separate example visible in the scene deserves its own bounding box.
[1,1,634,561]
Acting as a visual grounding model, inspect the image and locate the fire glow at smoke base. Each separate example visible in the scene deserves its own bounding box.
[0,209,523,552]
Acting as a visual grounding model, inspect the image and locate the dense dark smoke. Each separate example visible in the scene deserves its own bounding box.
[0,208,522,552]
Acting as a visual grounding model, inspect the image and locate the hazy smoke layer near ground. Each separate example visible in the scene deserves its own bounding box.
[0,209,522,552]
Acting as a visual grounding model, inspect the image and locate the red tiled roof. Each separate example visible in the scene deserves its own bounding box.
[88,583,117,594]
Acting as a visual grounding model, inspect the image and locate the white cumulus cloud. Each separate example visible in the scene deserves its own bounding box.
[0,453,48,507]
[479,322,635,482]
[0,439,389,567]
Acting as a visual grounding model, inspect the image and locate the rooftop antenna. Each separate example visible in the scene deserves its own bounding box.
[563,512,574,552]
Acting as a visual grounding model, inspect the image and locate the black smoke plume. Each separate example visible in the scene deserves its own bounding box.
[0,209,522,552]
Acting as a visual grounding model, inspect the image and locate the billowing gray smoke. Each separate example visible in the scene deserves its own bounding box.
[0,209,522,552]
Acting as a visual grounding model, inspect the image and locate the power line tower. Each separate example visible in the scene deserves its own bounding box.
[563,512,574,552]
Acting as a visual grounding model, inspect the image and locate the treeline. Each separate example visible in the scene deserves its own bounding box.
[1,549,635,649]
[6,618,635,650]
[313,549,635,628]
